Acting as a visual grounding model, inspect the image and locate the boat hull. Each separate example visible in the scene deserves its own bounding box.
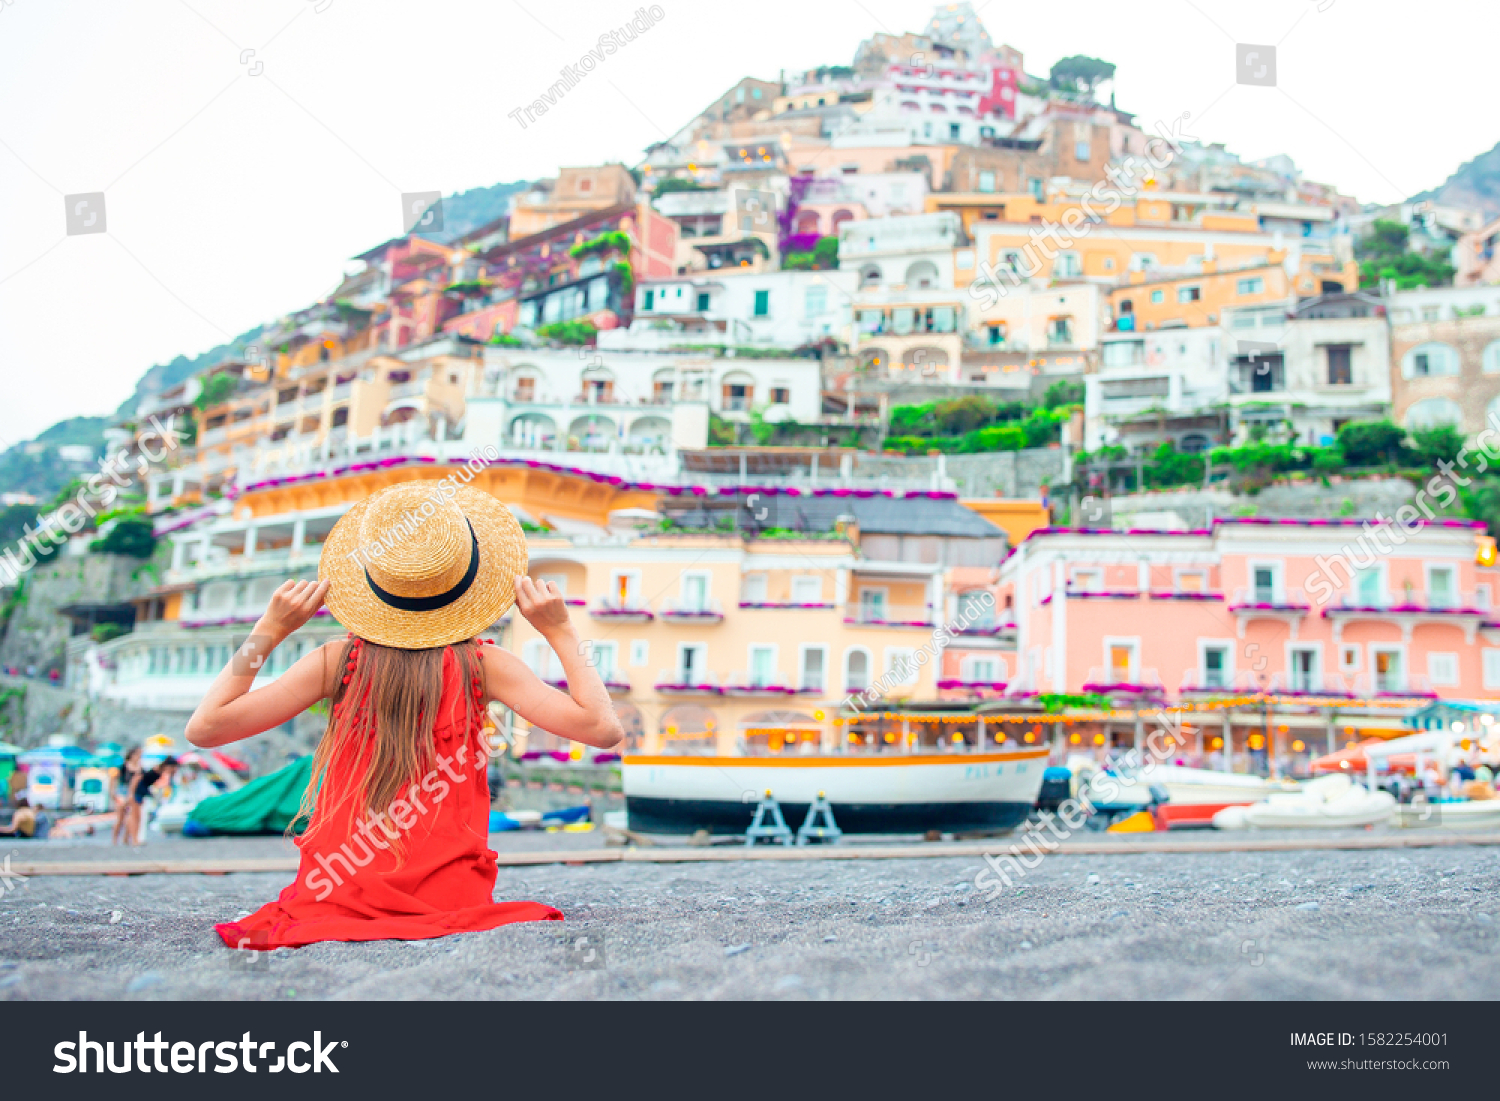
[622,751,1049,835]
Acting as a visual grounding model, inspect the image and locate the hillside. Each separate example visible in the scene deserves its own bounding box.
[1409,140,1500,219]
[0,179,530,504]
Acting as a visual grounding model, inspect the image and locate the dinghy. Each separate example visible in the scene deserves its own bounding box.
[1213,774,1395,829]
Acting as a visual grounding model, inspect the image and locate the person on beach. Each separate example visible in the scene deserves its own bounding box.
[185,481,622,950]
[126,756,179,845]
[112,746,142,845]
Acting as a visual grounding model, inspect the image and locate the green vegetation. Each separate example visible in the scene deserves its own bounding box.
[1356,219,1455,289]
[534,320,597,345]
[1048,55,1116,97]
[487,332,524,347]
[91,623,127,643]
[1038,692,1113,713]
[194,371,239,411]
[883,396,1067,455]
[569,230,633,260]
[1043,379,1085,409]
[782,237,839,271]
[90,518,157,559]
[650,178,712,195]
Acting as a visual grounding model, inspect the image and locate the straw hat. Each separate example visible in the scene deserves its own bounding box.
[319,480,528,649]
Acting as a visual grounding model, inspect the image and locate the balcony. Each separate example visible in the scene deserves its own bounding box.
[936,677,1009,692]
[722,672,803,697]
[738,601,835,611]
[1178,670,1242,696]
[1228,587,1310,613]
[653,670,721,695]
[1323,590,1489,644]
[1082,666,1165,698]
[842,604,937,629]
[659,597,725,624]
[589,598,654,623]
[1351,672,1437,700]
[1267,672,1356,698]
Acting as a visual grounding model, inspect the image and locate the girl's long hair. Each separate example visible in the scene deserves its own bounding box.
[292,638,487,857]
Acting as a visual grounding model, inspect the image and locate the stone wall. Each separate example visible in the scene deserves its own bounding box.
[1085,476,1425,530]
[0,550,161,676]
[852,447,1066,499]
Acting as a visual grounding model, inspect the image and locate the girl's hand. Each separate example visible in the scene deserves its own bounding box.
[515,575,571,636]
[258,579,330,641]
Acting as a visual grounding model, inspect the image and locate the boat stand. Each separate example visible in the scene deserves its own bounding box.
[796,791,843,846]
[745,790,793,847]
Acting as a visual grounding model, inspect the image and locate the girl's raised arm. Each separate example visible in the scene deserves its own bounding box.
[481,576,624,749]
[186,579,338,748]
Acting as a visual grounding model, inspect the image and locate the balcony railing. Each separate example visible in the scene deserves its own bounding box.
[1325,591,1487,615]
[1228,587,1310,612]
[1083,666,1165,697]
[590,598,654,622]
[1351,672,1437,699]
[659,597,725,623]
[842,604,938,629]
[1267,672,1356,697]
[936,677,1009,691]
[653,670,721,695]
[723,672,804,696]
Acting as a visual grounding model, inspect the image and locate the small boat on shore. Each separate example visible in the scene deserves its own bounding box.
[621,749,1049,835]
[1213,774,1395,829]
[1396,799,1500,829]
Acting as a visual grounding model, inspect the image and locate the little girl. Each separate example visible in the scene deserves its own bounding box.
[185,481,622,948]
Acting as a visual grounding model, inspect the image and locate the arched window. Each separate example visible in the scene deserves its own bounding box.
[859,263,882,288]
[1402,341,1460,379]
[1483,340,1500,374]
[844,648,871,691]
[1405,397,1463,429]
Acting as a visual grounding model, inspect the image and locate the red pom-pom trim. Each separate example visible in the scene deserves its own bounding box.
[341,674,352,685]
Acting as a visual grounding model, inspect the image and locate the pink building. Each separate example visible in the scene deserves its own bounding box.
[995,519,1500,703]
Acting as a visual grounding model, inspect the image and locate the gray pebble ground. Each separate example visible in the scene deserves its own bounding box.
[1,835,1498,999]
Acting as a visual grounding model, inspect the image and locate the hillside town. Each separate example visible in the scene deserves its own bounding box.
[5,1,1500,824]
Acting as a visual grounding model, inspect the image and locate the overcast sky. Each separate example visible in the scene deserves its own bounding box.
[0,0,1487,447]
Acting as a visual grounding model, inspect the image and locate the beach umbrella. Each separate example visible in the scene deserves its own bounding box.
[19,745,91,765]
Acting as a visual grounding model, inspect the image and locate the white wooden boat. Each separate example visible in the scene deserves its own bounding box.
[622,749,1050,834]
[1396,799,1500,829]
[1080,764,1295,810]
[1213,775,1396,829]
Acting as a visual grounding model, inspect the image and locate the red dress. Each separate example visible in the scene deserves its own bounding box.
[216,648,562,949]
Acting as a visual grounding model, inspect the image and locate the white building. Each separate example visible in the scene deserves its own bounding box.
[1087,326,1227,452]
[610,269,858,354]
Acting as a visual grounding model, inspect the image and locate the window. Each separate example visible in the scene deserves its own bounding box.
[677,643,707,685]
[1484,340,1500,374]
[589,641,619,679]
[1404,342,1459,378]
[859,588,888,619]
[956,589,995,627]
[1484,650,1500,690]
[791,576,823,603]
[1054,252,1082,278]
[967,657,999,683]
[753,289,769,317]
[1071,568,1102,592]
[1107,642,1137,682]
[1373,648,1403,692]
[767,386,790,405]
[1202,645,1229,688]
[1047,315,1073,344]
[1074,140,1090,162]
[1252,566,1277,603]
[629,640,649,668]
[1176,570,1206,593]
[804,285,827,316]
[1289,648,1319,692]
[1340,645,1361,673]
[1428,566,1455,608]
[1150,289,1164,304]
[986,324,1006,346]
[1177,285,1201,303]
[799,646,826,691]
[1236,276,1264,295]
[1355,568,1382,606]
[1406,398,1462,429]
[742,573,767,603]
[1428,652,1459,687]
[1326,344,1352,385]
[885,647,918,686]
[610,570,640,607]
[978,171,996,192]
[749,645,777,687]
[696,291,711,311]
[1027,177,1043,199]
[680,572,708,612]
[643,289,655,310]
[845,648,870,691]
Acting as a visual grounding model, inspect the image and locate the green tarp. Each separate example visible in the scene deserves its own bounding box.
[188,756,312,835]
